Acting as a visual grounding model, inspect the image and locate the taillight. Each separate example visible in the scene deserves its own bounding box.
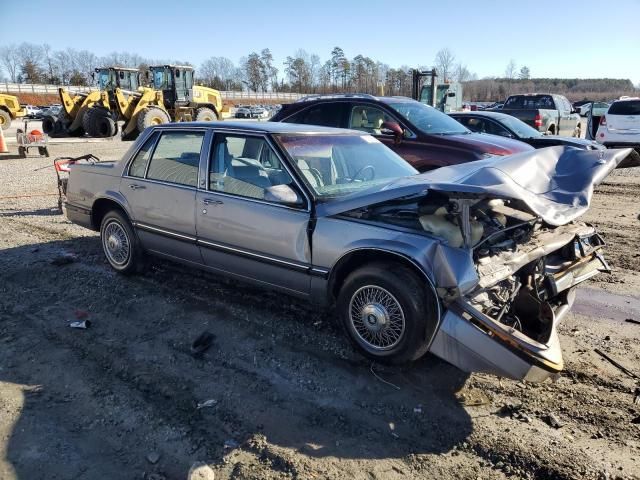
[534,114,542,127]
[599,115,606,126]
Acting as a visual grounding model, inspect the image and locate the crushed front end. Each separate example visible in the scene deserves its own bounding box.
[427,198,609,381]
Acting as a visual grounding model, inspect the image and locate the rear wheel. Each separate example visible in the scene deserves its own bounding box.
[195,107,217,122]
[100,210,145,275]
[136,107,170,134]
[337,262,439,364]
[0,110,10,130]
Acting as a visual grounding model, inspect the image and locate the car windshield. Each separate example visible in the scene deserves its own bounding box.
[497,115,542,138]
[385,101,470,135]
[276,134,417,200]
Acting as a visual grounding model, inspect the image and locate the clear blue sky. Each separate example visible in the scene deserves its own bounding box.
[1,0,639,84]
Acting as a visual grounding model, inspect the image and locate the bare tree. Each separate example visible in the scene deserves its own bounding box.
[0,44,20,82]
[434,48,455,82]
[504,59,517,80]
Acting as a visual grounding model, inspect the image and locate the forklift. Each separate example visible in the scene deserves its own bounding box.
[411,68,462,113]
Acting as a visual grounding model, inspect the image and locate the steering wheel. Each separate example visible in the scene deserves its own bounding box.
[349,165,375,183]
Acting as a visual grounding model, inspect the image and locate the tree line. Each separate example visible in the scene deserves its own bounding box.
[1,42,636,102]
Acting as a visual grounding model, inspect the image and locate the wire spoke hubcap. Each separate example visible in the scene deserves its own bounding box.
[349,286,405,351]
[103,221,130,266]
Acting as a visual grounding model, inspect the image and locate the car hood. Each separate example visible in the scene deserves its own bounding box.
[438,132,533,155]
[317,146,631,226]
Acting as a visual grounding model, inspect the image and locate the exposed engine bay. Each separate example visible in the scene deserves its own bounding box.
[343,192,609,346]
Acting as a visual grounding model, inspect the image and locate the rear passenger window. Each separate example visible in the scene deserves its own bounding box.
[146,131,204,187]
[608,101,640,115]
[128,134,157,178]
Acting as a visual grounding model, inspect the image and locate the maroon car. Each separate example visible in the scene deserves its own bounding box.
[270,94,533,171]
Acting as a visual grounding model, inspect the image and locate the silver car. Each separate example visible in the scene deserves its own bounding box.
[63,122,628,382]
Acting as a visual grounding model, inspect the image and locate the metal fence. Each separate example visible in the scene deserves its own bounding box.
[0,82,308,101]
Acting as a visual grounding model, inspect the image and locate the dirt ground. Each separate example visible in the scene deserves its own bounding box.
[0,135,639,480]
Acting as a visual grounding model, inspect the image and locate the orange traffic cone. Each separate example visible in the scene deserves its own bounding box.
[0,127,8,153]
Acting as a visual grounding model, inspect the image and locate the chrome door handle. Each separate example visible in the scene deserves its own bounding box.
[203,198,223,205]
[129,184,146,190]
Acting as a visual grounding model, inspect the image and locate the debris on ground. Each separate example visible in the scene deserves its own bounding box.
[188,462,216,480]
[544,412,563,429]
[69,320,91,329]
[197,399,218,409]
[594,348,639,379]
[625,318,640,325]
[191,331,215,357]
[146,451,161,464]
[497,403,532,423]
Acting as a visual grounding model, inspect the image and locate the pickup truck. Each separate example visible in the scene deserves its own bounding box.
[500,94,581,137]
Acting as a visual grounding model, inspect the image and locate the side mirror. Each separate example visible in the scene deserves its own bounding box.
[264,184,304,206]
[380,121,404,144]
[447,92,456,97]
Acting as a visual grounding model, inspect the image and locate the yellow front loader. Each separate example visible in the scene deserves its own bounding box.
[42,88,109,137]
[114,87,171,140]
[0,93,26,130]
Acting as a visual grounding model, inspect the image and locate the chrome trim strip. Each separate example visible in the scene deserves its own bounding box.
[197,238,308,271]
[134,222,197,242]
[122,176,198,191]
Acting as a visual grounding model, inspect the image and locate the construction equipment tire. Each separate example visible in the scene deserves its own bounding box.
[137,107,170,134]
[195,107,217,122]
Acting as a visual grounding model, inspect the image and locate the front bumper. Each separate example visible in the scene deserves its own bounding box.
[428,232,609,382]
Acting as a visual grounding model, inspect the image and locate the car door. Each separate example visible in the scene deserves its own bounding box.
[556,96,574,136]
[195,131,313,296]
[120,128,207,264]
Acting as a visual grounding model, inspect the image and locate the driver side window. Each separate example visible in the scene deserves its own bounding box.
[209,134,294,201]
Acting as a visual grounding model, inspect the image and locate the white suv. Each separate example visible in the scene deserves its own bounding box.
[596,97,640,147]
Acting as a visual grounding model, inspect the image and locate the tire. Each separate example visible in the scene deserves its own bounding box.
[547,126,555,135]
[336,262,439,364]
[18,146,26,158]
[42,115,56,134]
[100,210,145,275]
[0,109,10,130]
[94,113,116,138]
[136,106,170,134]
[82,107,100,137]
[195,107,217,122]
[38,146,49,157]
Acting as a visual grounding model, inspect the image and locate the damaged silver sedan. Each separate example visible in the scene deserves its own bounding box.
[62,122,629,382]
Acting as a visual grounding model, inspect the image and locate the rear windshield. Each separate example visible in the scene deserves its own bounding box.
[504,95,555,109]
[608,100,640,115]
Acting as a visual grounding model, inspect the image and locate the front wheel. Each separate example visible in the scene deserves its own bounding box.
[100,210,145,274]
[337,262,439,364]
